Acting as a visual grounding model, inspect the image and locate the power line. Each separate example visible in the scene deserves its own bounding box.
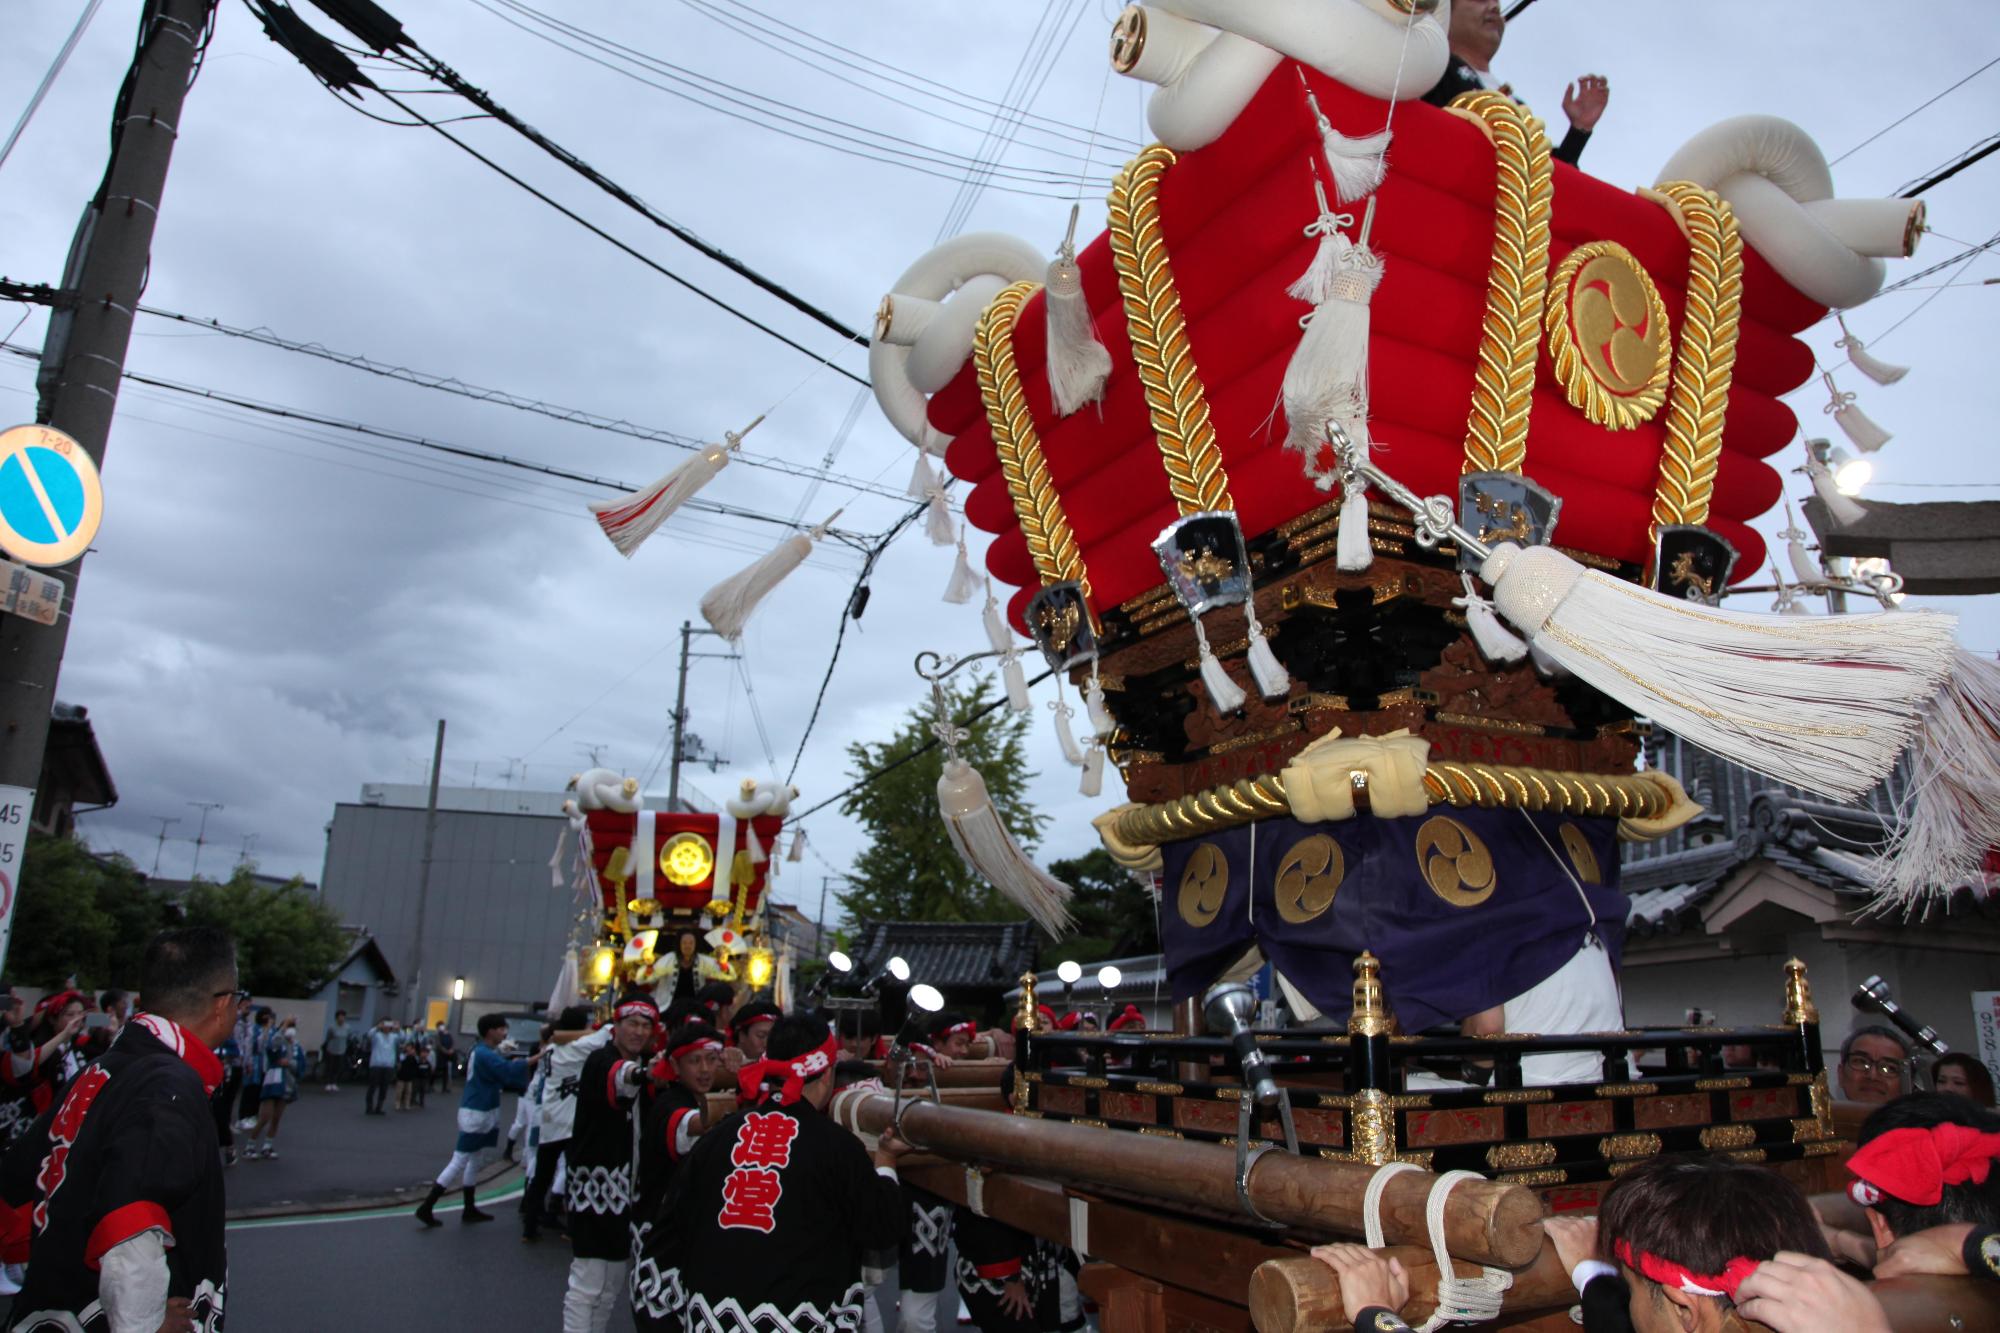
[1868,227,2000,302]
[119,302,913,502]
[1895,131,2000,198]
[0,0,107,176]
[1829,56,2000,166]
[0,341,882,544]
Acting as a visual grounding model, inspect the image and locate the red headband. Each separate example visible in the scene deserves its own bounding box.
[932,1020,976,1042]
[1614,1240,1759,1302]
[670,1036,723,1062]
[616,999,659,1023]
[1108,1004,1145,1031]
[736,1032,841,1106]
[1846,1124,2000,1208]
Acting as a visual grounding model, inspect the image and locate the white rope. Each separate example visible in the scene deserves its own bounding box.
[1413,1171,1515,1331]
[1361,1161,1422,1247]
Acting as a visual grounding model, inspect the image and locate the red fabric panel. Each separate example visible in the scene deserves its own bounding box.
[85,1201,172,1271]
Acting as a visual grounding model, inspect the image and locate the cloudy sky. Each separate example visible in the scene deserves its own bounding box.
[3,1,1996,922]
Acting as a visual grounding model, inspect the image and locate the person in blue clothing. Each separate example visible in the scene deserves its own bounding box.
[416,1013,547,1226]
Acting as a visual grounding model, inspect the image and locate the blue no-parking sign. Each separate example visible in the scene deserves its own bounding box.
[0,424,103,567]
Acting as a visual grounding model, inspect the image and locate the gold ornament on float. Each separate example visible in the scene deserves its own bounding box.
[1177,842,1229,927]
[1544,241,1672,429]
[659,832,715,888]
[1416,816,1497,907]
[1275,835,1345,924]
[1558,823,1603,884]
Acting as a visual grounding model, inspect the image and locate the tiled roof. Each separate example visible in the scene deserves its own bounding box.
[851,920,1041,990]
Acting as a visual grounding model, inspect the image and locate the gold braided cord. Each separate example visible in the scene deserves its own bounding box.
[1110,762,1671,847]
[1448,92,1554,476]
[972,281,1090,593]
[1646,182,1745,534]
[1107,145,1234,515]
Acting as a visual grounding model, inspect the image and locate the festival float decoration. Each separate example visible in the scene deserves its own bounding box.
[840,1,2000,1326]
[559,767,793,999]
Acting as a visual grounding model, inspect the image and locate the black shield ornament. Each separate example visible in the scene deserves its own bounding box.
[1653,525,1739,605]
[1457,472,1563,572]
[1153,511,1251,615]
[1026,581,1096,673]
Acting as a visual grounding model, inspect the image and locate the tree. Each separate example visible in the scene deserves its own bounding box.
[838,675,1046,924]
[182,867,347,996]
[1043,848,1158,968]
[10,834,164,989]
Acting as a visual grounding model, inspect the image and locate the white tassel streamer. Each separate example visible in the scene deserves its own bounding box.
[1454,574,1528,663]
[1481,542,1959,801]
[745,822,767,865]
[937,757,1073,937]
[699,512,837,641]
[1080,741,1106,798]
[1782,506,1822,587]
[1303,83,1391,204]
[908,450,940,500]
[1874,649,2000,911]
[589,416,763,557]
[1824,371,1891,453]
[1085,667,1116,738]
[1045,207,1111,417]
[910,452,956,546]
[1050,694,1086,767]
[1193,620,1247,714]
[1769,564,1813,616]
[982,581,1013,654]
[1283,191,1383,486]
[1244,611,1291,700]
[1837,316,1909,386]
[943,528,981,604]
[787,829,806,862]
[1002,653,1031,713]
[1806,452,1867,526]
[1337,461,1373,572]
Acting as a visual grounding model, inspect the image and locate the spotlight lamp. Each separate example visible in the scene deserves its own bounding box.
[1829,446,1873,497]
[1056,960,1082,984]
[1097,965,1123,991]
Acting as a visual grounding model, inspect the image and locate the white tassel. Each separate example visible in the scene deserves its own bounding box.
[925,491,955,546]
[1835,400,1893,454]
[1806,452,1867,526]
[1824,371,1891,453]
[589,416,762,557]
[1244,608,1291,699]
[1050,695,1086,767]
[1873,649,2000,912]
[1085,667,1116,738]
[1045,207,1111,417]
[1481,541,1960,801]
[700,511,836,641]
[745,822,767,864]
[1454,574,1528,664]
[1002,653,1031,713]
[1337,470,1373,571]
[1303,83,1390,204]
[1283,190,1383,486]
[1837,316,1909,386]
[937,757,1073,937]
[1783,506,1822,588]
[1193,620,1247,714]
[787,829,806,862]
[1080,741,1106,798]
[982,581,1013,654]
[1529,643,1567,678]
[943,528,981,604]
[1769,564,1813,616]
[907,450,940,499]
[548,826,567,889]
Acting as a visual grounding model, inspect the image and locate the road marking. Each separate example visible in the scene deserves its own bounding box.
[228,1177,524,1230]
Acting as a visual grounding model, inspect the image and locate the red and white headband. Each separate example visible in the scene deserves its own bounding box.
[670,1035,723,1062]
[615,998,659,1023]
[1614,1240,1759,1302]
[933,1020,977,1042]
[1847,1124,2000,1208]
[736,1031,842,1106]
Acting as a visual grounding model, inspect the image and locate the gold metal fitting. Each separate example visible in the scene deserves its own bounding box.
[1109,5,1147,73]
[1350,953,1389,1038]
[1782,958,1819,1026]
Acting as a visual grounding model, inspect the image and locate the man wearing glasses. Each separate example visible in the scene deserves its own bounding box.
[1839,1026,1912,1105]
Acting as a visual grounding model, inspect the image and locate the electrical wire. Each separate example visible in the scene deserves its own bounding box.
[120,302,913,501]
[1894,131,2000,198]
[683,0,1138,149]
[0,0,107,176]
[1829,56,2000,167]
[937,0,1077,240]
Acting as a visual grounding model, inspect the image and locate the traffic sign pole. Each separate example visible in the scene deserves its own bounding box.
[0,0,216,940]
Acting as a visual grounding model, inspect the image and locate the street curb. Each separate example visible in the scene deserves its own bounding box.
[224,1157,521,1221]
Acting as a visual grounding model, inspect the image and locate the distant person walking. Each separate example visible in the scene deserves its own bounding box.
[323,1010,351,1092]
[243,1018,299,1159]
[416,1013,542,1227]
[365,1018,400,1115]
[433,1021,457,1093]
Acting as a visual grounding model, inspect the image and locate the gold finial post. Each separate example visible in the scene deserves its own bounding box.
[1017,972,1042,1035]
[1350,952,1389,1038]
[1782,958,1819,1026]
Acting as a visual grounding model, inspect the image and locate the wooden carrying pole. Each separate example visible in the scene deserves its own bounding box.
[831,1090,1545,1268]
[1249,1248,1573,1332]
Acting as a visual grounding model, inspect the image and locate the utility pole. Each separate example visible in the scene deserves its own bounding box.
[237,832,257,867]
[148,815,179,876]
[407,719,445,1024]
[0,0,216,832]
[667,620,737,810]
[187,801,222,879]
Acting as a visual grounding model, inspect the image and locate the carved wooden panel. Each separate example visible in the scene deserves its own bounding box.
[1527,1100,1616,1138]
